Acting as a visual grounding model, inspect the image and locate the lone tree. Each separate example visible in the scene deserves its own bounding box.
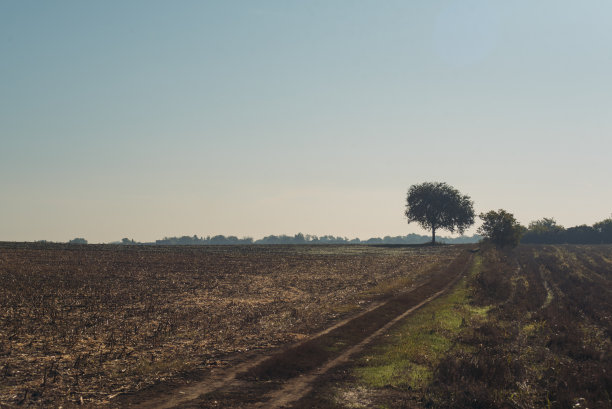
[405,182,475,244]
[478,209,525,247]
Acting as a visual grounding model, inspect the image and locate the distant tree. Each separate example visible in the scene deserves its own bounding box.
[177,235,193,245]
[522,218,565,244]
[565,225,598,244]
[594,218,612,243]
[527,218,563,233]
[478,209,525,247]
[405,182,475,244]
[121,238,136,244]
[69,238,87,245]
[256,235,279,244]
[210,235,229,244]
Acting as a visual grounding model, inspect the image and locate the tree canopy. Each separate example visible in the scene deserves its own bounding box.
[68,238,88,245]
[594,218,612,243]
[478,209,525,247]
[521,217,612,244]
[405,182,475,244]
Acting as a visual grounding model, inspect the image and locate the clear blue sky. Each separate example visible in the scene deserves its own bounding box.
[1,1,611,243]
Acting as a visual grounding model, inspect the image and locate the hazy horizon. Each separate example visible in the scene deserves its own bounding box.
[24,232,483,245]
[2,1,611,243]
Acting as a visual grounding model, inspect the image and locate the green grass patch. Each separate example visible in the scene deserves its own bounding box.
[354,255,487,390]
[521,320,546,338]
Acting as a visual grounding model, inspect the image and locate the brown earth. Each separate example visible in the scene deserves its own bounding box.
[0,242,464,407]
[294,245,612,409]
[119,248,474,408]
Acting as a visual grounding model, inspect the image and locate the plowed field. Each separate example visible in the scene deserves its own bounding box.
[0,243,462,407]
[304,245,612,409]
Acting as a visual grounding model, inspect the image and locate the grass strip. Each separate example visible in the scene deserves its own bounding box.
[353,254,487,390]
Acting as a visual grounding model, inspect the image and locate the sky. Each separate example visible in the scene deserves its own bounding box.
[1,1,611,243]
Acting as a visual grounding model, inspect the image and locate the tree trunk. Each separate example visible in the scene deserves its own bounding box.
[432,226,436,244]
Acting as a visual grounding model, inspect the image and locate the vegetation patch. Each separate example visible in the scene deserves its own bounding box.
[353,255,486,390]
[320,245,612,409]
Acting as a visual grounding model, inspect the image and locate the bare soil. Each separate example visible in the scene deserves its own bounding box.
[120,248,473,408]
[0,242,463,407]
[299,245,612,409]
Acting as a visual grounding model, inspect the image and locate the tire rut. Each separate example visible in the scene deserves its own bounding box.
[128,250,474,409]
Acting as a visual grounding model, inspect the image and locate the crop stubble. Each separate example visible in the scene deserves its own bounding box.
[0,243,459,407]
[307,245,612,409]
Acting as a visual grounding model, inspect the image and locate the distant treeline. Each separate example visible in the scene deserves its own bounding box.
[148,233,481,246]
[60,217,612,246]
[521,218,612,244]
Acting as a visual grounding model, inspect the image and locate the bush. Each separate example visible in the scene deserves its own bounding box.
[477,209,524,248]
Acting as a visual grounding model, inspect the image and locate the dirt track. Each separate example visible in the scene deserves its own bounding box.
[120,249,474,409]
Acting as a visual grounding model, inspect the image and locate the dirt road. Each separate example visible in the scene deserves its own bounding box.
[119,250,473,409]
